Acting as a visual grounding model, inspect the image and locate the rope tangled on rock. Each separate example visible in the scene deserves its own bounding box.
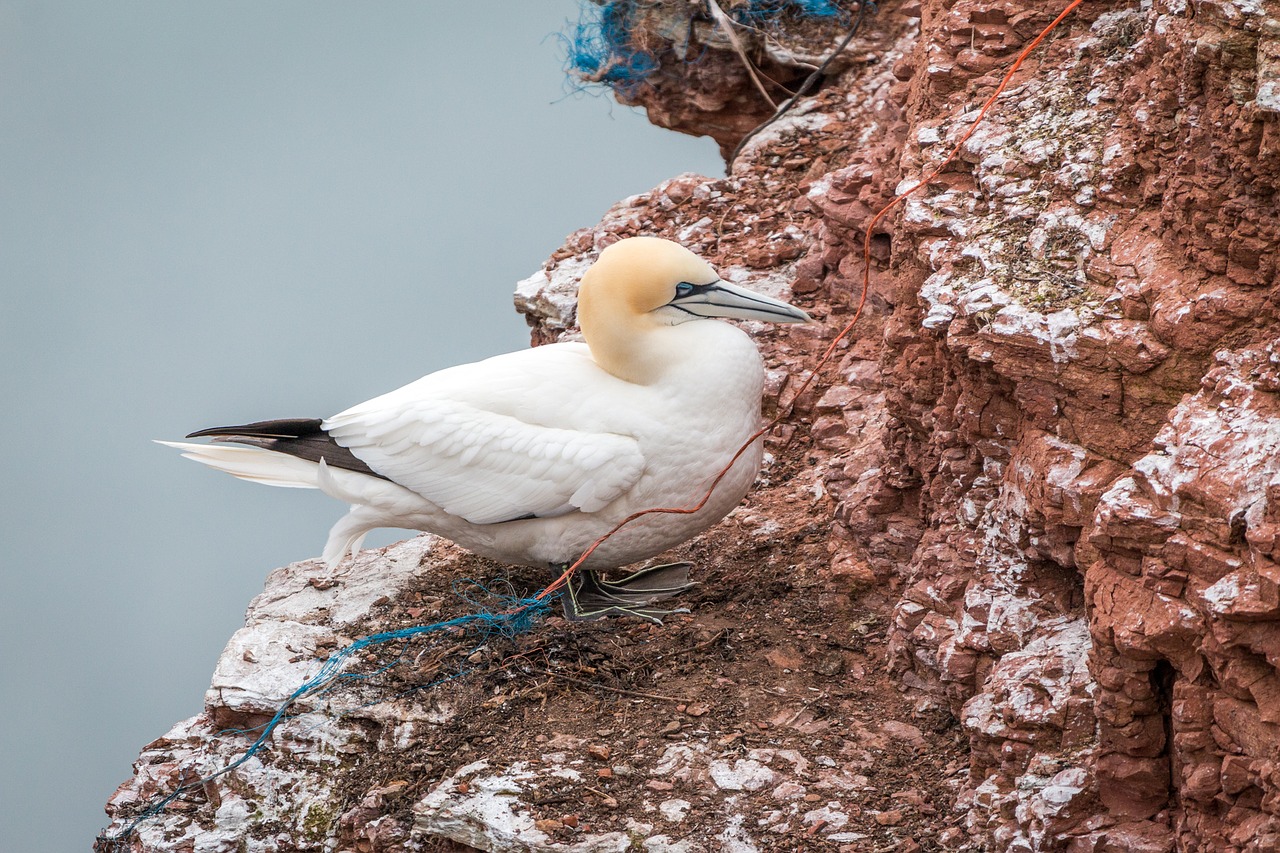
[99,3,1083,846]
[727,0,876,167]
[96,588,550,851]
[540,0,1085,612]
[565,0,847,93]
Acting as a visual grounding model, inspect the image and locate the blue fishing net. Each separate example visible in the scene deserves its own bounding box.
[96,584,551,851]
[564,0,847,92]
[564,1,659,90]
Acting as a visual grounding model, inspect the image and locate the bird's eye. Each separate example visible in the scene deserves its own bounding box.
[675,282,695,297]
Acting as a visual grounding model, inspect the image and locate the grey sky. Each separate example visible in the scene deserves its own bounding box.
[0,3,722,848]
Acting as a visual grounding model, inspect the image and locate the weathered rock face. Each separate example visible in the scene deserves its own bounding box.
[574,0,871,157]
[791,0,1280,850]
[861,2,1280,850]
[102,2,1280,851]
[1087,344,1280,850]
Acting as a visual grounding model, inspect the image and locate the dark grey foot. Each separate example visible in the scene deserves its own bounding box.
[559,562,696,623]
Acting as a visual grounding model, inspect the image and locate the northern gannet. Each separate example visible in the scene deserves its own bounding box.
[162,237,813,619]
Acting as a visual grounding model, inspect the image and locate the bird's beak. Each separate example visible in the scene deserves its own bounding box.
[669,279,814,324]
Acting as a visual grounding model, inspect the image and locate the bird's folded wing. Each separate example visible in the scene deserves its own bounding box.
[324,399,645,525]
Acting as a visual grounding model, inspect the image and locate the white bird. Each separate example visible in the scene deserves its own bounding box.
[162,237,813,620]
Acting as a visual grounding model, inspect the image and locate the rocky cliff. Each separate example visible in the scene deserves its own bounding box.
[101,2,1280,851]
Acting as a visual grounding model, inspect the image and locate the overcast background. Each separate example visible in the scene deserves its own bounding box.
[0,3,721,849]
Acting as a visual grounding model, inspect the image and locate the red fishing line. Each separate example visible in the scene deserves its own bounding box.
[529,0,1085,611]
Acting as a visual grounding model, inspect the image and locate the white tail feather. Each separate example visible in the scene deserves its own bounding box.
[154,440,321,489]
[159,440,434,568]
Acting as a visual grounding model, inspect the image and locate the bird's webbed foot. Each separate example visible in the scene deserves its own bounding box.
[558,562,696,623]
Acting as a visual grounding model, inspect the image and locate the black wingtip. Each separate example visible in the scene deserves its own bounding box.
[181,418,390,481]
[186,418,324,440]
[186,426,234,439]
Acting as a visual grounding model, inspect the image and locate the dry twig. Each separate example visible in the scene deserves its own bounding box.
[707,0,779,109]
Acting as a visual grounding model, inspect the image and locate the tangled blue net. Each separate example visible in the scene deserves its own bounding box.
[563,1,658,90]
[564,0,846,92]
[737,0,843,23]
[96,586,552,851]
